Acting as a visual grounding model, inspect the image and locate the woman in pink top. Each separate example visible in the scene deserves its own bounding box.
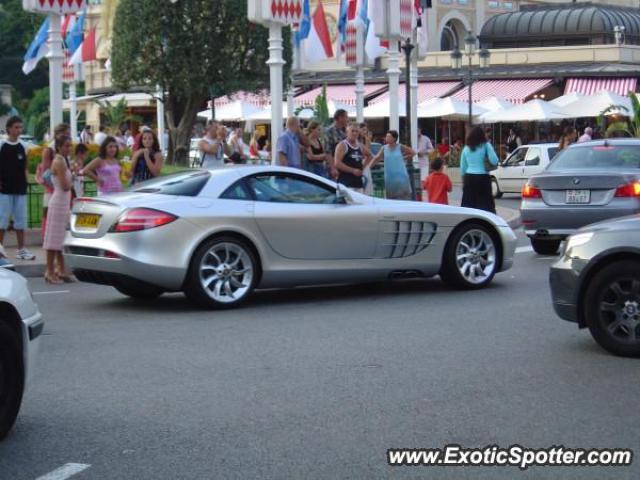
[83,136,123,195]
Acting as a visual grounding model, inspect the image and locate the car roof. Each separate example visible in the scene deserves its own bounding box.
[568,138,640,147]
[518,143,558,149]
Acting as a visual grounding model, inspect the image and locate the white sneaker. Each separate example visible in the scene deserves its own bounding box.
[16,249,36,261]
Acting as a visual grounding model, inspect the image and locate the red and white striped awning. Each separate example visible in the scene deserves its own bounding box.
[294,84,387,106]
[213,91,271,108]
[450,79,553,104]
[369,81,461,105]
[564,77,637,96]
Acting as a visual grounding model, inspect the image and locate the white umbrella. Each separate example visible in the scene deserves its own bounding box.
[418,97,487,120]
[363,99,405,118]
[561,90,632,118]
[197,100,263,122]
[243,102,289,122]
[480,99,569,123]
[476,96,514,112]
[549,92,585,107]
[246,101,355,122]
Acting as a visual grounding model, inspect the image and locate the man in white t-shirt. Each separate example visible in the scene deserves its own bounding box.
[94,126,108,146]
[417,131,435,182]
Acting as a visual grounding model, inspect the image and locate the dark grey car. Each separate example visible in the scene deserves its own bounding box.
[521,139,640,254]
[550,215,640,357]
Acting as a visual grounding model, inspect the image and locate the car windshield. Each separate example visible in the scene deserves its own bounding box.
[130,171,211,196]
[547,144,640,171]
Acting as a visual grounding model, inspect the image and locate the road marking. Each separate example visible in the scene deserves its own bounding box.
[36,463,91,480]
[32,290,71,296]
[515,246,534,254]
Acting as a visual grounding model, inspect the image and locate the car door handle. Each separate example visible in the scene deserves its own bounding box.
[245,203,254,213]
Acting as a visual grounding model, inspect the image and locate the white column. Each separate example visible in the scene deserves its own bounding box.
[287,85,295,118]
[355,67,365,124]
[410,29,419,156]
[69,81,77,142]
[156,85,165,152]
[267,24,285,165]
[47,14,64,133]
[387,40,401,131]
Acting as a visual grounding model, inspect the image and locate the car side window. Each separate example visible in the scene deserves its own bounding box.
[505,148,527,167]
[524,147,541,166]
[220,181,251,200]
[247,174,337,204]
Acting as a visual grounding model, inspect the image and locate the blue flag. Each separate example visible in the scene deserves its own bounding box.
[295,0,311,45]
[22,17,50,75]
[66,11,85,54]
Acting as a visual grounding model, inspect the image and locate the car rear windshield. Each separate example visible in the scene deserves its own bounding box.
[547,145,640,171]
[130,171,210,196]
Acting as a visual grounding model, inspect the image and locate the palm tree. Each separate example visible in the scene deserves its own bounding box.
[92,97,142,134]
[599,92,640,138]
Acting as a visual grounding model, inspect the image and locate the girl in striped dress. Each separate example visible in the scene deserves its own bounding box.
[43,136,73,284]
[129,130,163,185]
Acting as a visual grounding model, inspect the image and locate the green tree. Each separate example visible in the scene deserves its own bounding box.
[111,0,291,164]
[599,92,640,138]
[0,0,48,98]
[93,97,143,134]
[23,86,49,140]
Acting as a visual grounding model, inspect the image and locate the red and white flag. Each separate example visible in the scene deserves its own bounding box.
[69,26,97,65]
[301,1,333,65]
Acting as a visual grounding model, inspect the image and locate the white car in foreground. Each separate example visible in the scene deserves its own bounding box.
[0,269,43,440]
[492,143,559,198]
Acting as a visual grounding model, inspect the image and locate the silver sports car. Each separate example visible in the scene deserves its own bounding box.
[64,167,517,308]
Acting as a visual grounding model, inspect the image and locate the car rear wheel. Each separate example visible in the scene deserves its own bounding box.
[184,236,258,309]
[584,260,640,358]
[491,178,503,199]
[0,321,24,441]
[530,238,561,255]
[440,223,498,289]
[114,280,164,300]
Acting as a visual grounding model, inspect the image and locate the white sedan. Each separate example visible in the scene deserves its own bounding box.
[492,143,559,198]
[0,269,43,440]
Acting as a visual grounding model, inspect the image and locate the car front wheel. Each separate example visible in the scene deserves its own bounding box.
[184,236,258,309]
[531,238,561,255]
[584,260,640,358]
[440,223,498,289]
[0,321,24,441]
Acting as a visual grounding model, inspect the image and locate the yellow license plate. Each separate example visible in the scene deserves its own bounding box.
[75,214,100,229]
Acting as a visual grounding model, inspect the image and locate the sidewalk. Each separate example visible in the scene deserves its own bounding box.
[4,204,520,279]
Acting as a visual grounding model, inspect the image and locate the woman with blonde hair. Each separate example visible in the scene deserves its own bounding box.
[304,121,328,177]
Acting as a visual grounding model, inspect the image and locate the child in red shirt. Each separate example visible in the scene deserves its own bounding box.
[423,158,452,205]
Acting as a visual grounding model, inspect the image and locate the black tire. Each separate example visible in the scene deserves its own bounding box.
[584,260,640,358]
[184,236,258,309]
[530,238,561,255]
[491,178,503,199]
[0,321,24,441]
[440,222,499,290]
[114,281,164,299]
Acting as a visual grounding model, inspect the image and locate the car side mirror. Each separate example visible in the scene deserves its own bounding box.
[335,183,353,204]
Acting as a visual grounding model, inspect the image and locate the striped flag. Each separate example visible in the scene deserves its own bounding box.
[22,17,50,75]
[69,26,97,65]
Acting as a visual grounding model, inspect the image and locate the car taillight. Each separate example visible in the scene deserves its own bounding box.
[614,181,640,197]
[111,208,177,233]
[522,184,542,198]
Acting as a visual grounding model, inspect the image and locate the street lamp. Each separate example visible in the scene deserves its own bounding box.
[450,31,490,125]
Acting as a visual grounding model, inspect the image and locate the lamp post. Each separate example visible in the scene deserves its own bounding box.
[23,0,87,135]
[451,31,490,126]
[247,0,302,165]
[400,38,414,146]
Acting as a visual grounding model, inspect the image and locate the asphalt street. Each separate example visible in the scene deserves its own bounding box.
[1,196,639,480]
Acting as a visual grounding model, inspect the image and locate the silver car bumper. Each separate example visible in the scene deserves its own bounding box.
[22,310,43,384]
[521,200,640,239]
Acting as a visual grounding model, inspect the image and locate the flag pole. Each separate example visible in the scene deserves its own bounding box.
[47,13,64,133]
[267,23,285,165]
[69,75,77,141]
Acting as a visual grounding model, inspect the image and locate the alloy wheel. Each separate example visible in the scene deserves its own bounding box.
[598,278,640,343]
[455,229,496,285]
[199,242,254,304]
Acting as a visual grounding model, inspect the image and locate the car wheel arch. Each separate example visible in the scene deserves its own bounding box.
[440,218,504,272]
[577,249,640,328]
[184,231,263,288]
[0,303,23,345]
